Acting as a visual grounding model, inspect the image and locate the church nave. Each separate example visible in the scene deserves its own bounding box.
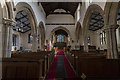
[0,0,120,80]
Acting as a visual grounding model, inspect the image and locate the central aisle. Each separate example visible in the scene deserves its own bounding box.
[45,50,78,80]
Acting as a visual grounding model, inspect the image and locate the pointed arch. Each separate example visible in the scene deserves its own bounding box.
[15,2,37,35]
[82,4,104,52]
[83,4,104,36]
[104,2,119,25]
[15,2,38,52]
[76,21,81,42]
[38,21,45,50]
[51,26,71,38]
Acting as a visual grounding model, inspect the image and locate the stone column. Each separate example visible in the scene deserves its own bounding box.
[39,34,42,50]
[105,25,119,59]
[84,35,88,52]
[32,33,38,52]
[2,18,16,58]
[41,38,44,51]
[0,20,3,58]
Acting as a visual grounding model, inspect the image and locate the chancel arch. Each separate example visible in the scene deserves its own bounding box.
[12,2,38,52]
[83,4,105,53]
[48,26,71,51]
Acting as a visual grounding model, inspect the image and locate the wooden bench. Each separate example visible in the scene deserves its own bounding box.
[2,58,44,80]
[11,51,55,77]
[66,51,105,69]
[65,51,120,79]
[76,58,120,79]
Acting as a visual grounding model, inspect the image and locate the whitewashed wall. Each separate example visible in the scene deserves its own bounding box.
[12,30,33,51]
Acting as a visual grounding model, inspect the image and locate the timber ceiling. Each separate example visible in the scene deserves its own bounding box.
[88,12,104,31]
[13,10,31,33]
[41,2,79,17]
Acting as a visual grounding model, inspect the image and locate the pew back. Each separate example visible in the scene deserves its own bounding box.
[2,58,44,80]
[76,58,120,79]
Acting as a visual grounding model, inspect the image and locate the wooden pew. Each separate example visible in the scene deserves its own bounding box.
[2,58,44,80]
[11,51,55,77]
[65,51,106,72]
[66,51,105,68]
[76,58,120,79]
[65,51,120,79]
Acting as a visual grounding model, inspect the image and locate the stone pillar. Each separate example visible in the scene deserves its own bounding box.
[2,18,16,58]
[105,25,119,59]
[32,33,37,52]
[84,35,88,52]
[0,20,3,58]
[41,38,44,51]
[39,34,42,50]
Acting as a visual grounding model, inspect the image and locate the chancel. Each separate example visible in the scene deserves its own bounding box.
[0,0,120,80]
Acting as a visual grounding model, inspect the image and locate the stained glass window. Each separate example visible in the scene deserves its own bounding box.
[100,31,106,45]
[57,35,64,42]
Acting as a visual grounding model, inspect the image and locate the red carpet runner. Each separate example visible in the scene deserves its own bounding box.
[45,50,78,80]
[45,54,59,80]
[62,54,78,79]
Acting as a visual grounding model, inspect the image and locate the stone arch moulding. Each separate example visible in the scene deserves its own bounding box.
[83,4,104,36]
[15,2,38,52]
[15,2,37,35]
[38,21,45,50]
[104,2,119,25]
[82,4,104,52]
[6,1,15,19]
[76,21,81,43]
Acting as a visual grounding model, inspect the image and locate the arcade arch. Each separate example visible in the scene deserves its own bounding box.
[12,2,38,52]
[83,4,105,53]
[38,21,45,51]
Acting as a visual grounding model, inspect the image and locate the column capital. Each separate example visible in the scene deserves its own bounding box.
[104,24,119,31]
[2,18,16,27]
